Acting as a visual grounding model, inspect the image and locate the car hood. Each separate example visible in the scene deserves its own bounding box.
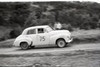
[49,30,71,35]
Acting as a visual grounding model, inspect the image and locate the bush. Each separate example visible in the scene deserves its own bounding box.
[61,23,73,31]
[9,26,22,38]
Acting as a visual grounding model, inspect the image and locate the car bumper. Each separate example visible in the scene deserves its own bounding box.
[66,37,73,43]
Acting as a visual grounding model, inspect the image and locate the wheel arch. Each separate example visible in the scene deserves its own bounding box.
[17,39,32,46]
[50,34,65,44]
[55,38,65,45]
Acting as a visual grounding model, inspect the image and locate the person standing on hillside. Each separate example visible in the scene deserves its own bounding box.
[54,22,62,30]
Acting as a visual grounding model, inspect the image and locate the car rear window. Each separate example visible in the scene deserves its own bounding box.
[27,29,36,34]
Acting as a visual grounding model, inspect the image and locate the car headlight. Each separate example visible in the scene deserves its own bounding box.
[66,36,70,39]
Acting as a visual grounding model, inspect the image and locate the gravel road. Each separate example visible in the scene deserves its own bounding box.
[0,43,100,67]
[0,43,100,55]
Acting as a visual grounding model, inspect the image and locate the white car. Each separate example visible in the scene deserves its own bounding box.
[13,25,73,49]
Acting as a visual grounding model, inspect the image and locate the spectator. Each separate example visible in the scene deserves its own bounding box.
[54,22,62,30]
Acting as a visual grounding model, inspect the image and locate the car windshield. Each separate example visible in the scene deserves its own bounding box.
[46,26,54,32]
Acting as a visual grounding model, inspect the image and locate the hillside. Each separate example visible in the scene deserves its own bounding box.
[0,2,100,41]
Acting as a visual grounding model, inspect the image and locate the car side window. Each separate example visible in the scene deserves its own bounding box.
[38,28,44,34]
[27,29,36,34]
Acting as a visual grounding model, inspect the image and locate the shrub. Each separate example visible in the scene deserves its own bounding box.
[9,26,22,38]
[61,23,73,31]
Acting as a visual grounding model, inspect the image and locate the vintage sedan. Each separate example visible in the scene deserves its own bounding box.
[13,25,73,49]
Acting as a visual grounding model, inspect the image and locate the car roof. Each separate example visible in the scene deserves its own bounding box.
[26,25,49,30]
[22,25,49,35]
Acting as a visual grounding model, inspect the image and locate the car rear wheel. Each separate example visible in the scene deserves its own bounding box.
[20,42,29,50]
[56,39,66,48]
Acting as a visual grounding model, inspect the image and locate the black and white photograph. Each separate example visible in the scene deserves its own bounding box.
[0,0,100,67]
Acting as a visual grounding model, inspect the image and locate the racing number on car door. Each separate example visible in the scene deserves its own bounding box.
[37,35,49,45]
[37,28,49,45]
[40,36,45,41]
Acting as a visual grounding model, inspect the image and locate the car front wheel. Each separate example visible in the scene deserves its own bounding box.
[56,39,66,48]
[20,42,29,50]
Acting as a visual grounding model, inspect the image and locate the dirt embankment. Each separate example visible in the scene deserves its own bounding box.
[71,29,100,44]
[0,29,100,48]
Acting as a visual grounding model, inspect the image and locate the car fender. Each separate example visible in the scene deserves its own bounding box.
[14,37,32,47]
[50,34,66,44]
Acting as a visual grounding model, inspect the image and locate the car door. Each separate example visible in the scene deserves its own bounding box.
[26,28,37,45]
[37,28,50,45]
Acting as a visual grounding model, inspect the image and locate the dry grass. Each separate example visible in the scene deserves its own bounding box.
[0,26,12,41]
[71,29,100,44]
[0,39,15,48]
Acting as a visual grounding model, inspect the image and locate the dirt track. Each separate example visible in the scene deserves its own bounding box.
[0,43,100,56]
[0,52,100,67]
[0,43,100,67]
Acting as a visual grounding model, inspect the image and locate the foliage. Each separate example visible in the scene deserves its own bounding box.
[0,2,100,39]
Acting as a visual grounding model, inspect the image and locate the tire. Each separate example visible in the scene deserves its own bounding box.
[20,42,29,50]
[56,39,66,48]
